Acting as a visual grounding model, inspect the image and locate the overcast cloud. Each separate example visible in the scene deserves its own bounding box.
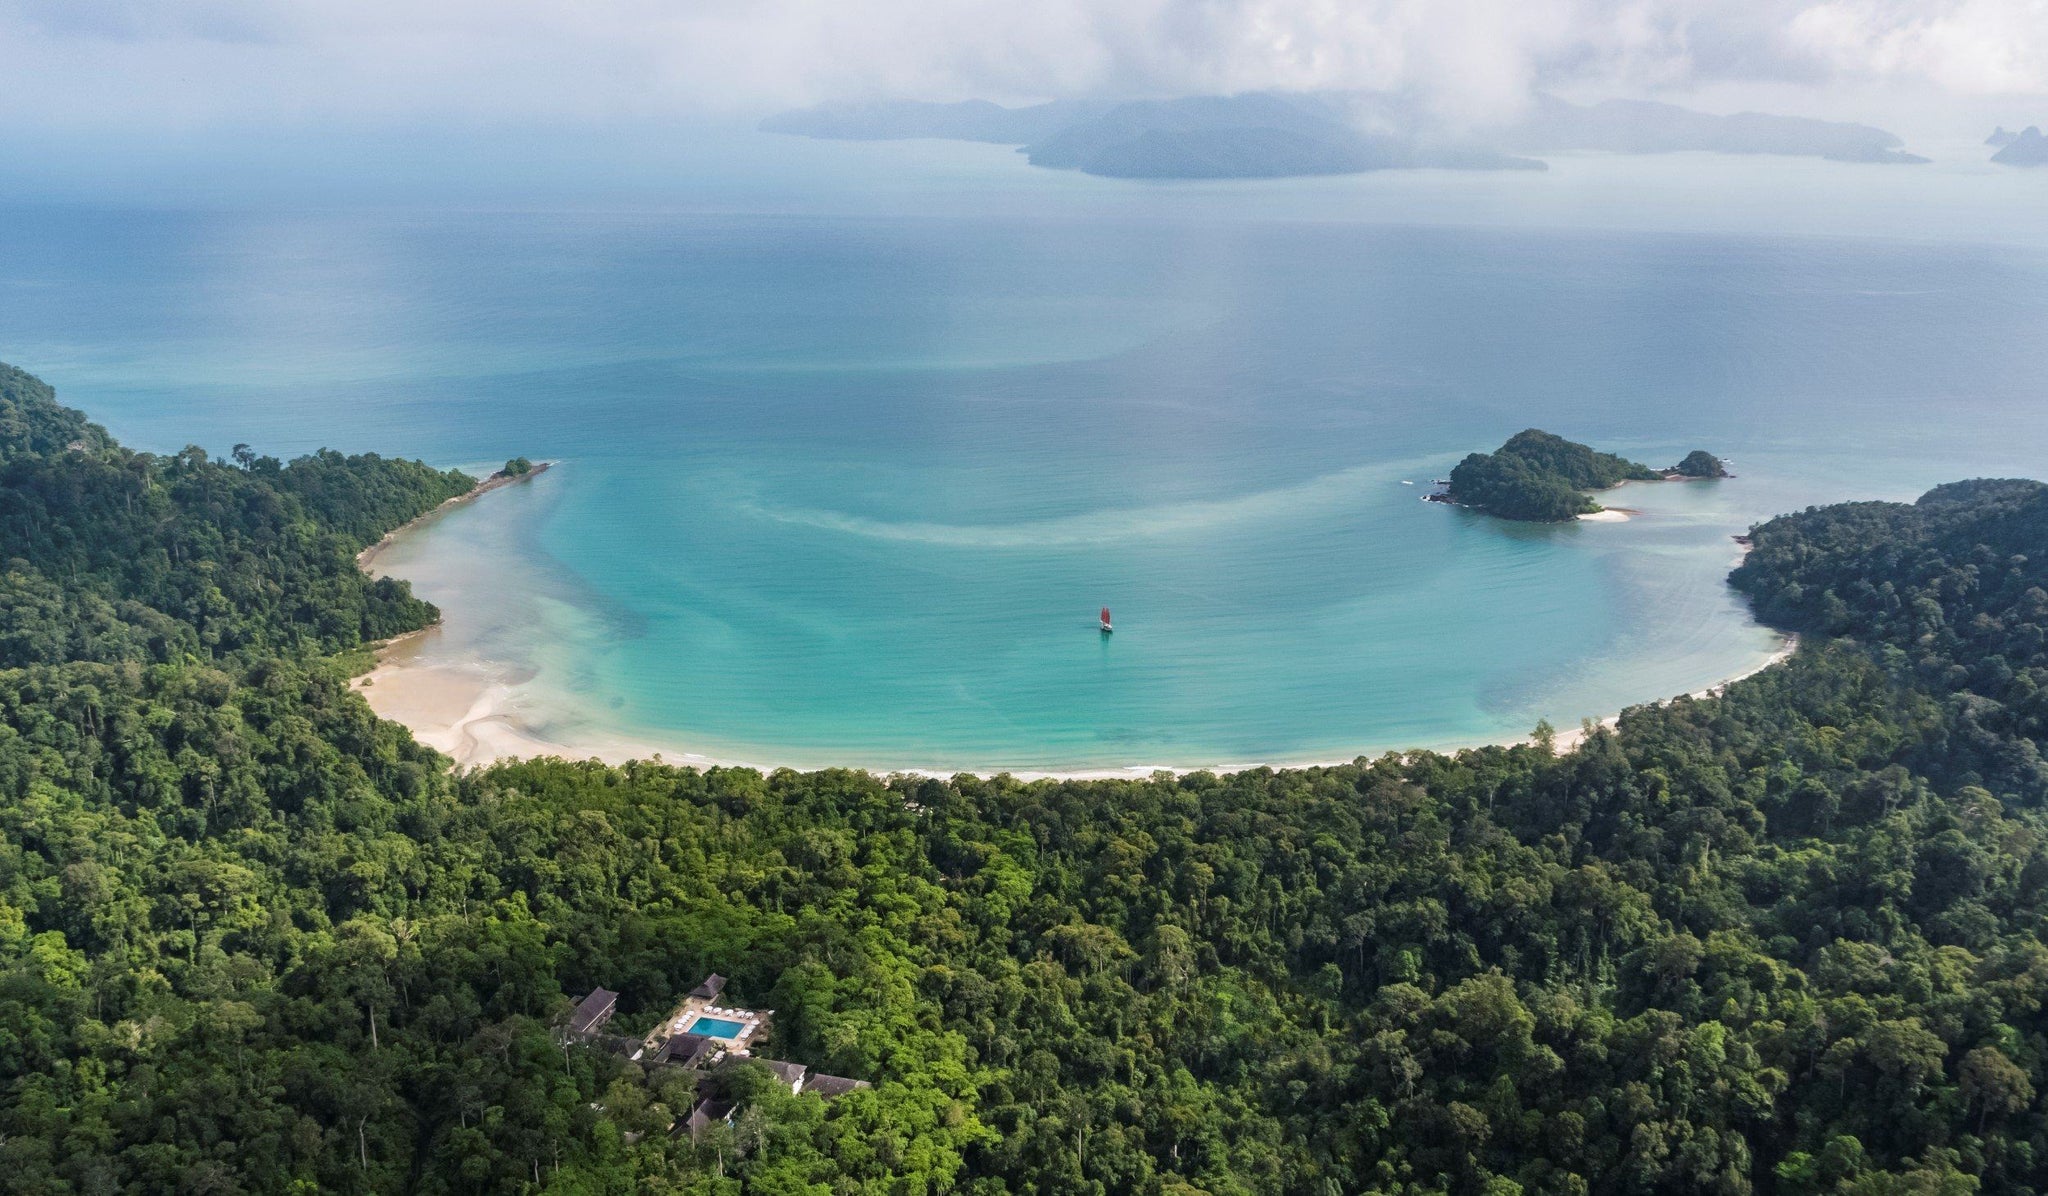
[0,0,2042,133]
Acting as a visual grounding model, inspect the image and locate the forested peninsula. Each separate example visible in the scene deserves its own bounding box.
[1,359,2046,1193]
[1440,429,1727,521]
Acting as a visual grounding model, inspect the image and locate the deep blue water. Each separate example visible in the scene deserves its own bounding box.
[4,154,2046,770]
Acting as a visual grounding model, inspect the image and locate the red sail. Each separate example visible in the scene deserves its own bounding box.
[1100,607,1111,623]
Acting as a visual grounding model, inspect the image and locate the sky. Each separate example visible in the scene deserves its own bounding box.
[0,0,2044,200]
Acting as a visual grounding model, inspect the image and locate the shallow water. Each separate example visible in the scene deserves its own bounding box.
[6,145,2047,769]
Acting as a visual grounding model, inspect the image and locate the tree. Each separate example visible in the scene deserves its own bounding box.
[1959,1047,2034,1131]
[1673,450,1727,478]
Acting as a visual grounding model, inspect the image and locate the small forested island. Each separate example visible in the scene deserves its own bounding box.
[1991,126,2048,166]
[0,357,2045,1193]
[1673,448,1731,478]
[1438,428,1726,521]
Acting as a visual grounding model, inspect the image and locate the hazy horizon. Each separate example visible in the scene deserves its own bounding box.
[3,1,2046,204]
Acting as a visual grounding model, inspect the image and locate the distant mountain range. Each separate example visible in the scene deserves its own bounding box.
[762,92,1928,180]
[1019,94,1542,178]
[1989,126,2048,166]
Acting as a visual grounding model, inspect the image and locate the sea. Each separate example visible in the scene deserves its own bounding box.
[4,134,2046,771]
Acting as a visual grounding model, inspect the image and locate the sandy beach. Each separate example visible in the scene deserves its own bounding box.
[356,609,1801,782]
[1544,631,1797,753]
[357,460,552,571]
[353,471,1798,780]
[354,628,1797,778]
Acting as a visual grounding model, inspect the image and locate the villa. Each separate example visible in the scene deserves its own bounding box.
[566,987,619,1037]
[656,1031,719,1069]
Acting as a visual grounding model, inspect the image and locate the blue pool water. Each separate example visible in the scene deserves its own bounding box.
[4,146,2046,770]
[687,1017,748,1039]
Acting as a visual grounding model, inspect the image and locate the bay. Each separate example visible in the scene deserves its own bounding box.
[4,144,2045,770]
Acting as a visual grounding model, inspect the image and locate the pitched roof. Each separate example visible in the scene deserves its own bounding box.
[804,1074,870,1099]
[567,988,620,1035]
[689,974,727,1000]
[657,1032,717,1068]
[756,1058,809,1090]
[683,1098,736,1136]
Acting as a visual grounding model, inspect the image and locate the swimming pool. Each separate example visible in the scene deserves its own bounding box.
[687,1016,747,1039]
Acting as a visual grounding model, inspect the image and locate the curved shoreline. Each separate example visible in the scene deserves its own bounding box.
[351,463,1801,778]
[357,460,552,571]
[354,629,1798,779]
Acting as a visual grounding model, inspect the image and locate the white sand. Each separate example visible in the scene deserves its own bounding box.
[1544,633,1798,754]
[354,629,1803,778]
[353,634,742,771]
[352,476,1797,779]
[1577,508,1633,523]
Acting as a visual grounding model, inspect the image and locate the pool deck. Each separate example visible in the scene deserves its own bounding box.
[642,990,771,1056]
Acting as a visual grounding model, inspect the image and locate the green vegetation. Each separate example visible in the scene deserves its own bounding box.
[1444,430,1727,521]
[1445,429,1661,520]
[1675,450,1730,479]
[0,361,2043,1193]
[0,388,472,668]
[500,456,535,477]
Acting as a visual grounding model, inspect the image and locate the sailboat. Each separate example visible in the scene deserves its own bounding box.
[1099,607,1113,634]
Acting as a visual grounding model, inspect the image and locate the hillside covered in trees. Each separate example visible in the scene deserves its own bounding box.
[0,360,2044,1194]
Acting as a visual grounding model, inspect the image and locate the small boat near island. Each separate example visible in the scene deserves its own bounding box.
[1100,607,1113,634]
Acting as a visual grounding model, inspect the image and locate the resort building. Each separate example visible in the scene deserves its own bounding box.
[682,1098,736,1142]
[758,1059,808,1093]
[656,1032,719,1069]
[804,1073,870,1099]
[563,973,868,1116]
[567,988,619,1037]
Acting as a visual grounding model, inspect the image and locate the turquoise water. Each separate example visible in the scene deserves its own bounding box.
[686,1017,747,1039]
[4,148,2046,770]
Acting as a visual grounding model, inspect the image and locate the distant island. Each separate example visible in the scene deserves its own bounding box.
[1017,94,1544,178]
[1489,96,1926,164]
[767,93,1542,178]
[1990,126,2048,166]
[762,91,1926,180]
[1433,429,1726,522]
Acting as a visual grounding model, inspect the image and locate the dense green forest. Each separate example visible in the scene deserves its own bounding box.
[1444,430,1721,521]
[1675,451,1730,479]
[0,361,2044,1194]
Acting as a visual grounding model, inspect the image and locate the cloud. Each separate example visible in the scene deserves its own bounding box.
[0,0,2042,135]
[1787,0,2048,93]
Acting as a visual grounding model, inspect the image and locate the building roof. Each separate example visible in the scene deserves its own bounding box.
[567,988,620,1036]
[804,1074,870,1099]
[689,973,727,1000]
[657,1032,718,1069]
[757,1059,809,1091]
[681,1097,736,1139]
